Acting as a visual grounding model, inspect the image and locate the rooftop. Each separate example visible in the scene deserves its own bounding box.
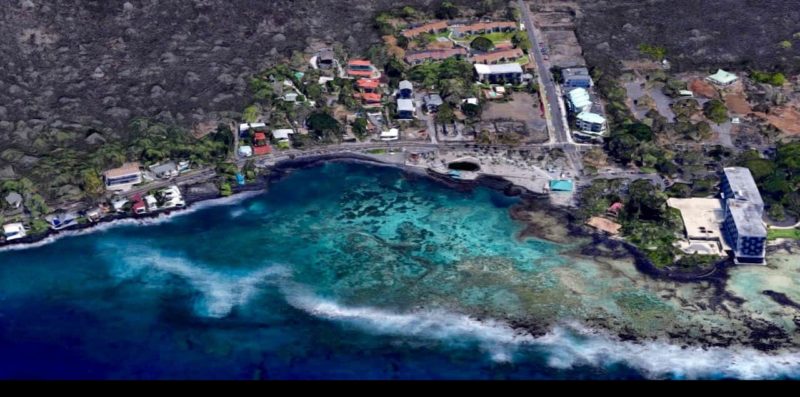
[357,79,380,89]
[397,99,415,112]
[348,59,372,67]
[723,167,764,208]
[567,88,592,109]
[4,191,22,206]
[399,80,413,90]
[423,94,443,106]
[668,198,727,243]
[104,162,141,178]
[708,69,738,85]
[728,200,767,238]
[577,112,606,124]
[469,48,524,64]
[272,129,294,140]
[563,67,591,79]
[474,63,523,75]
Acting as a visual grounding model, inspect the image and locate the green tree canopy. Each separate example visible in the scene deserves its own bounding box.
[703,99,728,124]
[470,36,494,52]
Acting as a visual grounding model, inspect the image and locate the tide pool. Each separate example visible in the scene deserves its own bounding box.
[1,162,799,380]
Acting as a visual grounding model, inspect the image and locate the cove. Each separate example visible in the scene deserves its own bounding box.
[1,161,799,380]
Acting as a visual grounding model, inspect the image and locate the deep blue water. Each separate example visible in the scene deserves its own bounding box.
[0,163,789,379]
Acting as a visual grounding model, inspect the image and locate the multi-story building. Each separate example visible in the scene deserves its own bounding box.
[103,163,142,192]
[575,112,607,135]
[562,67,593,89]
[720,167,767,264]
[566,88,592,114]
[474,63,523,84]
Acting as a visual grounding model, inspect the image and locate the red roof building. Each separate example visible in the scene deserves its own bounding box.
[348,60,377,78]
[401,20,449,39]
[253,132,272,155]
[360,93,382,104]
[356,78,380,92]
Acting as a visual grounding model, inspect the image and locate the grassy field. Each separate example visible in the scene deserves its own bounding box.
[768,228,800,240]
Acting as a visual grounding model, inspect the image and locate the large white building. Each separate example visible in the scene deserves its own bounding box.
[576,112,607,135]
[707,69,739,86]
[566,88,593,114]
[474,63,524,84]
[2,223,26,241]
[103,163,142,192]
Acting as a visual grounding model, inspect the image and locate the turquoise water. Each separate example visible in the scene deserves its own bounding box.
[0,162,798,379]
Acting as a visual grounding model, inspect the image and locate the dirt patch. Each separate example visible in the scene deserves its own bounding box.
[484,93,543,121]
[724,93,752,115]
[689,79,718,99]
[754,107,800,135]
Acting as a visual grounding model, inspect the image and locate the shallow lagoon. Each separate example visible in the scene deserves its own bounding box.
[1,162,799,379]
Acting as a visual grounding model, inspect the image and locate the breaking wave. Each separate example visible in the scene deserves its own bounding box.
[104,246,800,379]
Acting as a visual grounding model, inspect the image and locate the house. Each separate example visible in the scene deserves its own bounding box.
[721,167,767,264]
[283,92,299,102]
[252,133,272,156]
[4,191,22,209]
[45,212,77,230]
[468,48,524,65]
[347,60,380,78]
[238,145,253,158]
[2,223,26,241]
[159,186,185,209]
[239,122,267,138]
[474,63,523,84]
[402,20,449,39]
[566,88,593,114]
[317,49,335,69]
[607,202,624,218]
[356,78,381,93]
[576,112,607,135]
[144,195,158,212]
[272,129,295,142]
[149,161,178,179]
[399,80,414,99]
[423,94,444,113]
[707,69,738,86]
[86,207,102,222]
[451,21,517,38]
[380,128,400,141]
[111,198,129,213]
[359,92,383,106]
[562,67,593,88]
[103,163,142,192]
[404,48,468,65]
[397,99,415,120]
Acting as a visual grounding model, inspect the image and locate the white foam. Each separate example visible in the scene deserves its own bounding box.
[0,190,264,253]
[280,285,800,379]
[106,244,289,318]
[98,243,800,379]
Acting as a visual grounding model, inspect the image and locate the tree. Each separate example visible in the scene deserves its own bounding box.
[462,103,481,118]
[436,102,455,124]
[626,179,666,221]
[626,122,654,142]
[638,44,667,61]
[607,133,638,164]
[511,31,531,52]
[352,117,369,140]
[436,1,459,19]
[769,204,786,221]
[703,99,728,124]
[81,169,104,199]
[305,83,323,101]
[307,112,341,140]
[470,37,494,52]
[242,105,260,123]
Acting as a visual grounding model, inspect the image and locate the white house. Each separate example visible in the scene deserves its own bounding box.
[103,163,142,192]
[272,129,295,142]
[144,195,158,212]
[397,99,415,120]
[238,145,253,157]
[474,63,524,84]
[3,223,26,241]
[380,128,400,141]
[566,88,592,114]
[576,112,607,135]
[707,69,738,86]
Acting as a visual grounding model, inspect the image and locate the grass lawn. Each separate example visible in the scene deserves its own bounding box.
[768,228,800,240]
[482,31,516,43]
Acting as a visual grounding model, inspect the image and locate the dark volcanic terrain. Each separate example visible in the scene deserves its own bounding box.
[0,0,452,156]
[575,0,800,74]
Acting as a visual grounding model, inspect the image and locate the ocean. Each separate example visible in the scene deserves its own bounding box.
[0,162,798,380]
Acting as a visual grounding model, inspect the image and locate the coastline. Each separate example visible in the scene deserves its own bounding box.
[4,152,800,355]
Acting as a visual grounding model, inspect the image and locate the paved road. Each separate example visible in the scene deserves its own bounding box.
[518,0,583,175]
[519,0,568,145]
[122,168,217,199]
